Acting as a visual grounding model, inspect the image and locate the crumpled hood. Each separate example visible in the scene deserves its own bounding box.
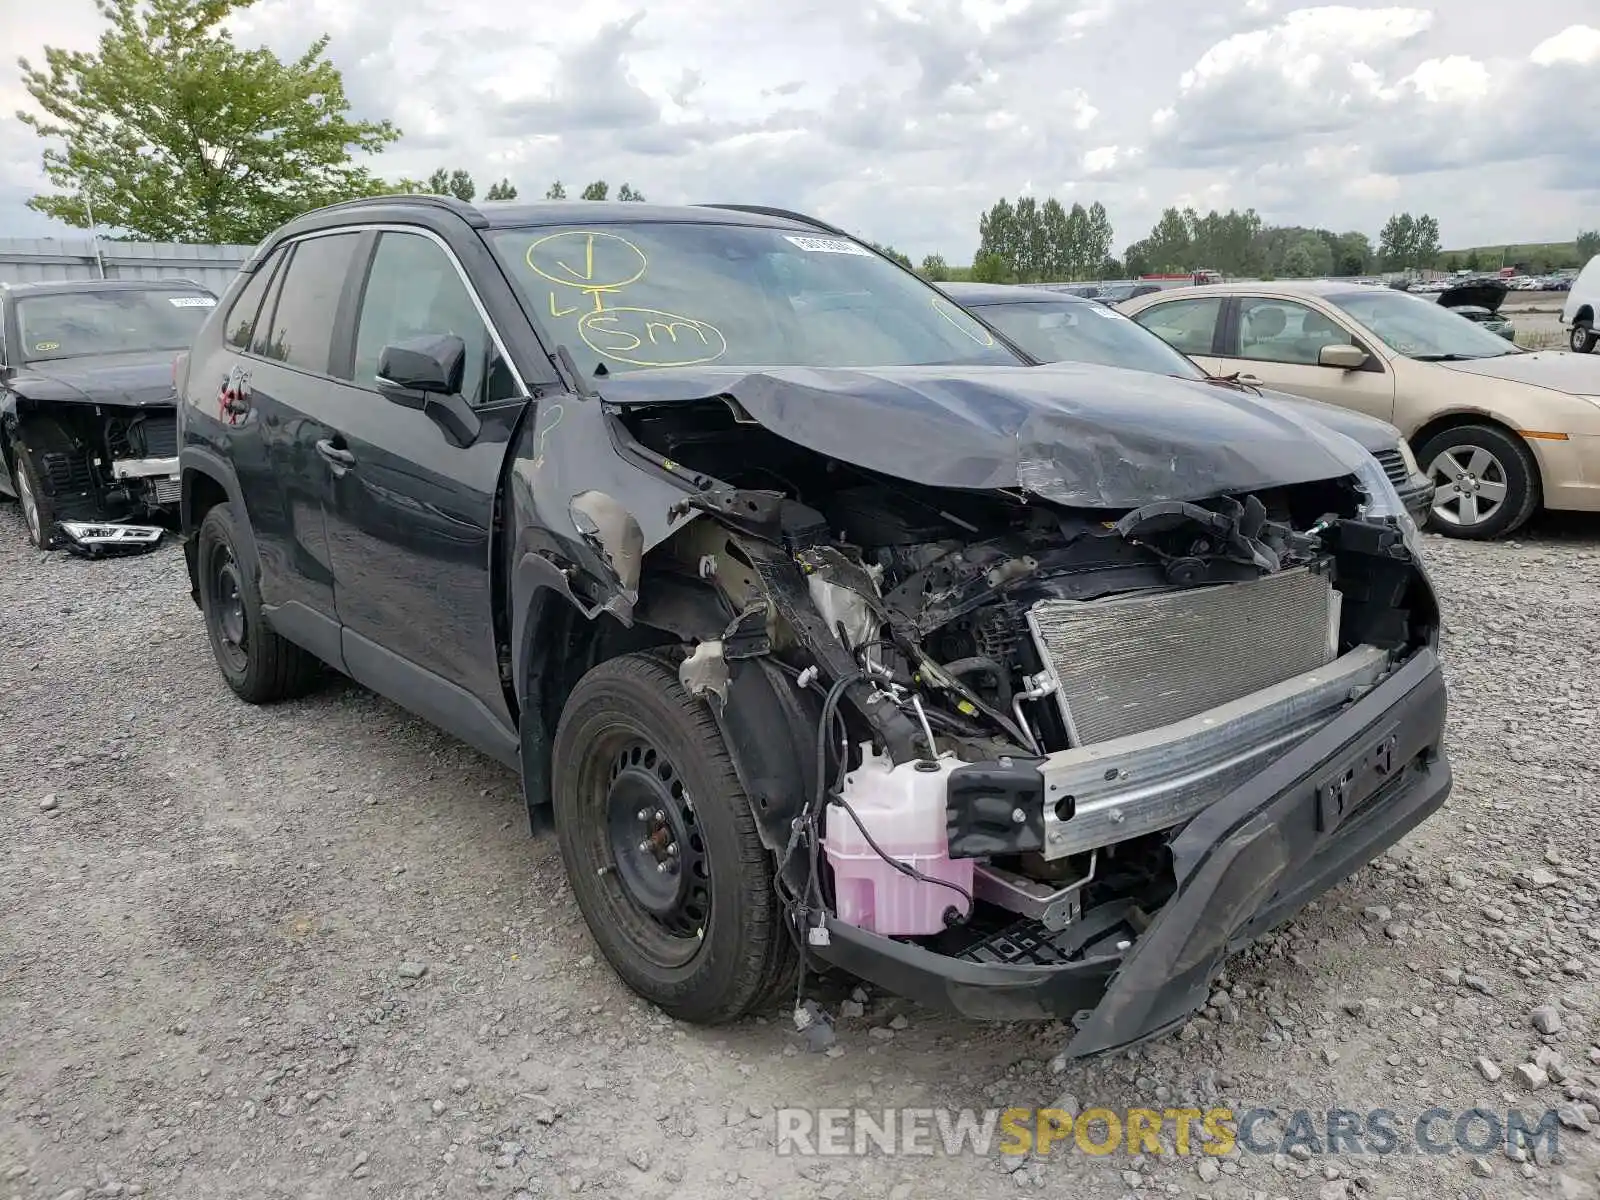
[1437,350,1600,395]
[1437,280,1508,313]
[7,351,177,409]
[596,362,1375,508]
[1251,387,1402,455]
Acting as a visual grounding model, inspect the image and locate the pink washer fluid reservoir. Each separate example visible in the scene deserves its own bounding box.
[822,745,974,936]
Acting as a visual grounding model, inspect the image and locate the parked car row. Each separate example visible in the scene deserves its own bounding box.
[1118,278,1600,540]
[2,194,1456,1060]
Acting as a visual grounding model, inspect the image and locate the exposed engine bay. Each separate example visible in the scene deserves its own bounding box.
[8,403,178,549]
[612,393,1437,980]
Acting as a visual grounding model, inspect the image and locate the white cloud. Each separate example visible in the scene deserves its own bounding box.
[1403,55,1491,103]
[0,0,1595,263]
[1530,23,1600,65]
[1082,146,1122,173]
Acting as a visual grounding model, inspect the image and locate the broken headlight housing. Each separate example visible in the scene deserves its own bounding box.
[1354,452,1426,560]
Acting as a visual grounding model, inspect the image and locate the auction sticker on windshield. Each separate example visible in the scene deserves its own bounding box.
[784,235,873,256]
[168,296,216,307]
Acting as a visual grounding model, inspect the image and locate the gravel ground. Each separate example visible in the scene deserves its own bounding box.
[3,499,1600,1200]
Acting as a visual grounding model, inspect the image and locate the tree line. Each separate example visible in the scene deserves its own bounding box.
[385,171,647,205]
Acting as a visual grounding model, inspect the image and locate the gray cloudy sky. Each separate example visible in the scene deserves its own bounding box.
[1,0,1597,260]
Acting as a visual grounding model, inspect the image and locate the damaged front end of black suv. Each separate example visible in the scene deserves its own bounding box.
[510,357,1450,1059]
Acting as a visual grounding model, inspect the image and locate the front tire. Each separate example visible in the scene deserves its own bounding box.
[9,437,60,550]
[1415,423,1540,540]
[1571,320,1596,354]
[196,504,321,703]
[551,652,796,1023]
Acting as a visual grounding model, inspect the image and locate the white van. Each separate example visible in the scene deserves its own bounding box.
[1562,254,1599,353]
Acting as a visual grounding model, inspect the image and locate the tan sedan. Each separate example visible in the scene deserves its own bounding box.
[1120,280,1600,539]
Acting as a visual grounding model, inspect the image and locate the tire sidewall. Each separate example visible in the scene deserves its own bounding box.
[551,658,772,1020]
[1416,425,1538,540]
[1572,322,1596,354]
[197,504,259,693]
[12,442,58,550]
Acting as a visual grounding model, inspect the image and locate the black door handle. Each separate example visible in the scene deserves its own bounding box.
[315,439,356,469]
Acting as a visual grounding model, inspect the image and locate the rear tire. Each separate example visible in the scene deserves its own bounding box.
[1415,423,1540,540]
[197,503,321,703]
[1571,320,1596,354]
[551,652,796,1023]
[9,436,60,550]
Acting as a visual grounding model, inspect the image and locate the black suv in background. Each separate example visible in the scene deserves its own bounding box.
[177,195,1449,1058]
[2,278,216,549]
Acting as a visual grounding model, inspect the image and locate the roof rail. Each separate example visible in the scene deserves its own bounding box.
[301,192,489,229]
[695,204,847,237]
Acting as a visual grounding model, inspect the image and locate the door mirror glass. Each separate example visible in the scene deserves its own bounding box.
[377,334,465,397]
[1318,343,1368,370]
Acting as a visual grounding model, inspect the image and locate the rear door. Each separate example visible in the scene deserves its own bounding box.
[1213,295,1396,423]
[1125,295,1226,375]
[319,227,531,761]
[224,230,369,665]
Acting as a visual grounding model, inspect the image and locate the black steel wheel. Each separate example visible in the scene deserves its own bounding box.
[196,504,321,703]
[552,652,796,1023]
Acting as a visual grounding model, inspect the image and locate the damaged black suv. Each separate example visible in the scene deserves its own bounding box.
[2,278,216,550]
[177,195,1451,1058]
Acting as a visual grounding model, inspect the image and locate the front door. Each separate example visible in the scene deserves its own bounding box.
[1214,296,1396,423]
[319,229,531,761]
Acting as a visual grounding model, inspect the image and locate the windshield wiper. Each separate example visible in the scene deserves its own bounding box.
[1411,352,1493,362]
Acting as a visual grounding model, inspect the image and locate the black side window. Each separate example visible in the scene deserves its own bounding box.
[255,233,362,373]
[352,231,516,404]
[224,251,281,350]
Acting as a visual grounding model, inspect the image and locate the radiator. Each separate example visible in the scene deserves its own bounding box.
[1025,565,1341,746]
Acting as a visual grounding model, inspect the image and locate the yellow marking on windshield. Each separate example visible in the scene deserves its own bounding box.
[549,292,579,319]
[35,341,59,351]
[527,231,647,290]
[579,306,727,368]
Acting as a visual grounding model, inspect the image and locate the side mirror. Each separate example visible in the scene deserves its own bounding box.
[375,334,480,447]
[1318,343,1369,370]
[376,334,465,398]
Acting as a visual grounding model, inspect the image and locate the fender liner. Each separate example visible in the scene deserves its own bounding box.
[510,549,820,889]
[180,446,260,607]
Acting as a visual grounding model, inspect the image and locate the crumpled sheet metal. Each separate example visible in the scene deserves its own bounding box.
[596,361,1374,508]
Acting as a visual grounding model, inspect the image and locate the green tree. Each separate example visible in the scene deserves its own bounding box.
[616,182,646,202]
[1464,248,1481,272]
[484,178,517,201]
[1333,231,1373,276]
[1378,213,1417,269]
[870,243,913,269]
[545,180,568,199]
[976,197,1019,275]
[919,253,950,281]
[581,180,610,200]
[970,249,1011,283]
[425,168,475,202]
[1084,201,1114,276]
[17,0,399,242]
[1577,230,1600,262]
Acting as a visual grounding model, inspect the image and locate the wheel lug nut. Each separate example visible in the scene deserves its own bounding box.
[656,861,670,873]
[636,808,649,820]
[653,809,665,821]
[666,842,678,856]
[637,840,650,853]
